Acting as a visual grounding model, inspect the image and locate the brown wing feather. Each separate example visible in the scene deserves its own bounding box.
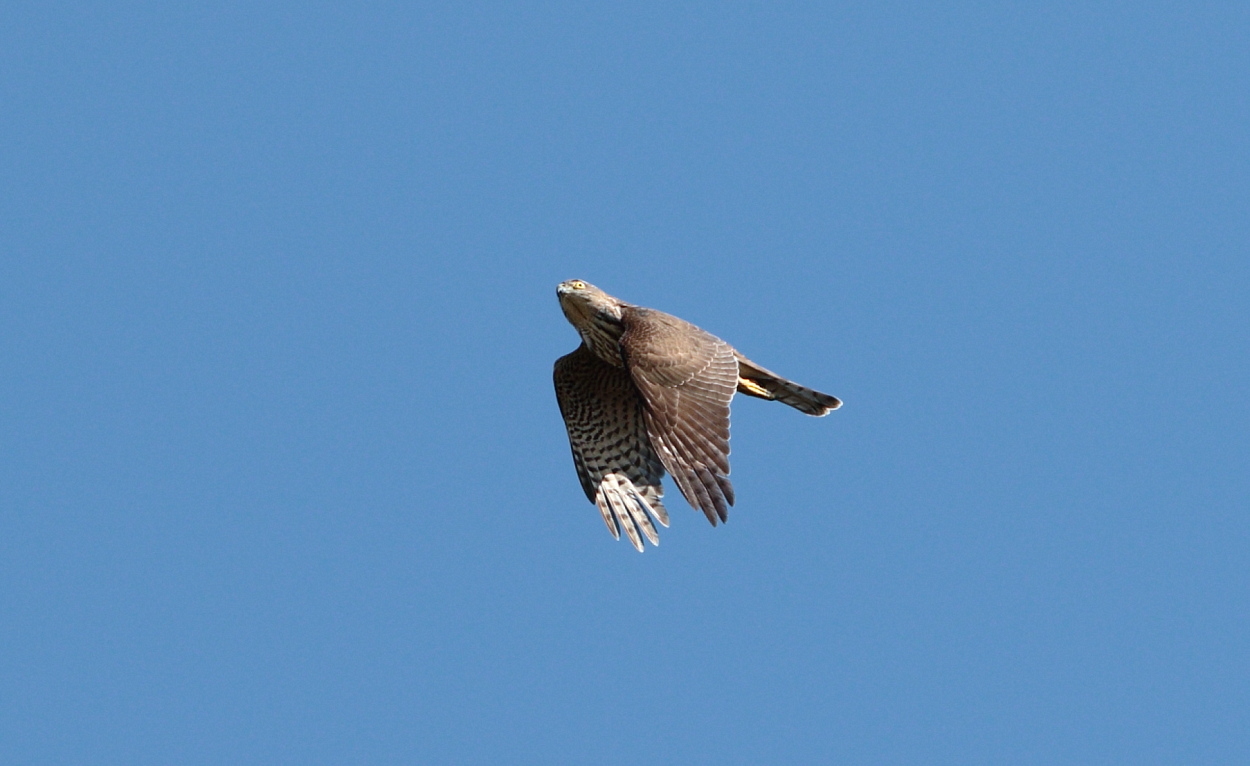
[554,344,669,550]
[620,307,739,525]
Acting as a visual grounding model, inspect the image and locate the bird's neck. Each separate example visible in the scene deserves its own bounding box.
[580,313,626,367]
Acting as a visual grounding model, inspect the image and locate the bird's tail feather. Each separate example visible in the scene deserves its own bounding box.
[735,356,842,416]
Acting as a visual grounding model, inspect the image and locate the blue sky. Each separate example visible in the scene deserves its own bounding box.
[2,2,1247,763]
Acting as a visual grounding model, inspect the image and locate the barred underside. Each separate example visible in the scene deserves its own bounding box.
[554,345,669,551]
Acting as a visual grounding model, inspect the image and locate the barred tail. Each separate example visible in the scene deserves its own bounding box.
[735,356,842,416]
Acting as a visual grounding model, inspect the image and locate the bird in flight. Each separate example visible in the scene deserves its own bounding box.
[553,279,841,550]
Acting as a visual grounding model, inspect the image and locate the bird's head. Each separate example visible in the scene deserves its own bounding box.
[557,280,629,364]
[556,279,626,331]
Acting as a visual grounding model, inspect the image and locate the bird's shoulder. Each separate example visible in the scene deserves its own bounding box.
[554,344,630,398]
[620,306,736,388]
[553,343,594,376]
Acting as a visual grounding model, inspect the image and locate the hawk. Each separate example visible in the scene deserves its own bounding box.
[553,279,841,550]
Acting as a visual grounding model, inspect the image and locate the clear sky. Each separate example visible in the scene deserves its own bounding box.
[3,2,1248,764]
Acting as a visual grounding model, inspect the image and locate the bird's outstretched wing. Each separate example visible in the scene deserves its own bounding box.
[620,307,738,525]
[554,344,669,550]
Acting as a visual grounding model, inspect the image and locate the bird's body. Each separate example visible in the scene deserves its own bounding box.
[553,279,840,550]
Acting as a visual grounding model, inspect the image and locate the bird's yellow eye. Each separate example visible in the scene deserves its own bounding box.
[570,280,586,289]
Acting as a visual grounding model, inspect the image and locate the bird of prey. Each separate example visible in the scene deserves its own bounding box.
[553,279,841,550]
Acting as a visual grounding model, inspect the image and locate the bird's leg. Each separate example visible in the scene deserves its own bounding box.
[736,375,775,399]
